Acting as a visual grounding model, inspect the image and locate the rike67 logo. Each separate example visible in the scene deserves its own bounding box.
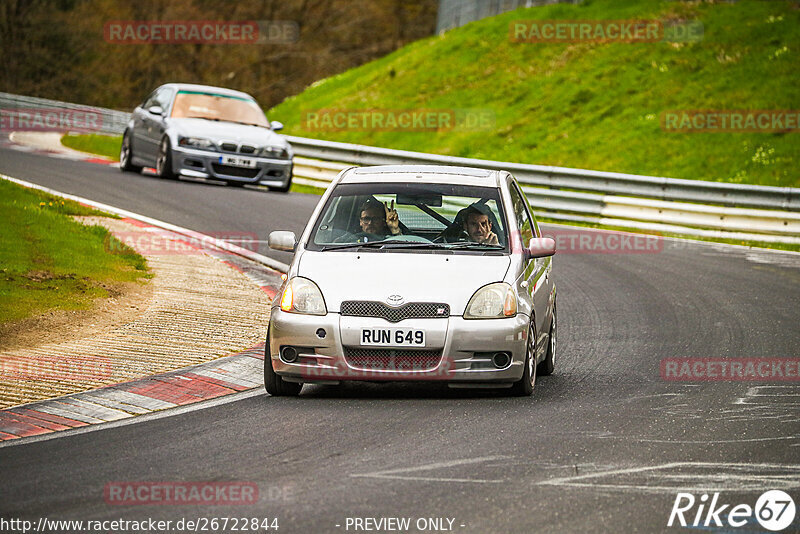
[668,490,796,531]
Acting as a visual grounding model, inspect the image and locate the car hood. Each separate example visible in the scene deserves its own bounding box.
[167,118,289,148]
[297,251,511,315]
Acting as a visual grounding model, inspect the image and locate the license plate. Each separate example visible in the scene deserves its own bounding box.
[219,155,257,168]
[360,328,425,347]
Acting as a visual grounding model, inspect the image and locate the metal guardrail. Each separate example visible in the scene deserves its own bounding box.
[291,158,800,243]
[0,92,130,136]
[284,136,800,212]
[2,92,799,243]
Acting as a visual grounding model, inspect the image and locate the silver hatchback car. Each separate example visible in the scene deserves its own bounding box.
[266,165,556,396]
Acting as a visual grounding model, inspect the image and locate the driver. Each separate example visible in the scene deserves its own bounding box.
[462,206,499,245]
[354,199,401,241]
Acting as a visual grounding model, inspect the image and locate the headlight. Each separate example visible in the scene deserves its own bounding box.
[464,282,517,319]
[279,277,326,315]
[178,137,216,150]
[261,146,290,159]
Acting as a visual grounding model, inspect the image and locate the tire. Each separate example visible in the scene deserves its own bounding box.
[155,136,176,179]
[264,328,302,396]
[510,321,536,396]
[537,307,556,376]
[119,131,142,173]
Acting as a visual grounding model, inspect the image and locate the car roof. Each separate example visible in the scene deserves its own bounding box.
[159,83,257,101]
[341,165,502,186]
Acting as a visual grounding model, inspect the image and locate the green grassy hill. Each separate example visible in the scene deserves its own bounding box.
[268,0,799,187]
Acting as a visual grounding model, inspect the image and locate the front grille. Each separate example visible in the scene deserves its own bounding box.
[240,145,256,154]
[211,164,259,178]
[220,142,238,152]
[340,301,449,323]
[344,348,442,371]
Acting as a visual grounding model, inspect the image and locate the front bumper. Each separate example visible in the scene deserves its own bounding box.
[172,145,293,187]
[268,309,529,387]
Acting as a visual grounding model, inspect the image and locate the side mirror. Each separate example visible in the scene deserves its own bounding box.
[268,231,297,252]
[525,237,556,259]
[270,121,284,131]
[148,105,163,116]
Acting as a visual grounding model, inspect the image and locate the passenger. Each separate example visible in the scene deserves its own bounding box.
[354,199,401,240]
[462,206,499,245]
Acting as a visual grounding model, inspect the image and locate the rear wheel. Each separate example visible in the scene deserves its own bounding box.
[264,328,302,396]
[538,307,556,376]
[510,321,536,396]
[155,137,176,179]
[119,131,142,173]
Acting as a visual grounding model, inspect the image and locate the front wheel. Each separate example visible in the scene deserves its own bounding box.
[155,137,176,179]
[510,321,536,396]
[119,131,142,173]
[264,329,302,396]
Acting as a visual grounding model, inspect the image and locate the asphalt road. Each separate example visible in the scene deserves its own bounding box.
[1,142,799,534]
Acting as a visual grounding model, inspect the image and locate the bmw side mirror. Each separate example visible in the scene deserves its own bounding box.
[268,231,297,252]
[148,105,163,116]
[270,121,284,131]
[525,237,556,259]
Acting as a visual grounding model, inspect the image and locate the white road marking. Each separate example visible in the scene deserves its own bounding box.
[351,456,512,484]
[538,462,800,493]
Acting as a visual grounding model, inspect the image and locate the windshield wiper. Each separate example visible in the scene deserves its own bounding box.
[320,239,452,251]
[184,116,263,127]
[320,239,405,251]
[320,240,505,251]
[443,242,505,249]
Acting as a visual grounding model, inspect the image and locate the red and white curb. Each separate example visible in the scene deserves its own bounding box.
[0,344,266,442]
[0,175,288,444]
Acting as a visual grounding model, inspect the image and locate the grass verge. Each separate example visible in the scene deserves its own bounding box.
[269,0,799,188]
[0,178,150,326]
[61,133,120,160]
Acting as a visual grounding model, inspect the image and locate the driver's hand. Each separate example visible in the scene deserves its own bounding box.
[485,231,499,245]
[385,200,400,235]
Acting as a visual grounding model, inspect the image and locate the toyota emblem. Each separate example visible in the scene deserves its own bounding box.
[386,294,405,307]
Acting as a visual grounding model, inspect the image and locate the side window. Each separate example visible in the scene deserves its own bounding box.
[512,180,541,237]
[142,91,159,109]
[155,88,173,112]
[509,183,534,248]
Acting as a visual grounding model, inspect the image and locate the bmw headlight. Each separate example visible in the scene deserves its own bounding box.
[464,282,517,319]
[280,277,327,315]
[178,137,216,151]
[261,146,290,159]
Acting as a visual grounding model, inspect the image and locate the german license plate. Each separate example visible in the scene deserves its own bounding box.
[219,155,257,168]
[360,328,425,347]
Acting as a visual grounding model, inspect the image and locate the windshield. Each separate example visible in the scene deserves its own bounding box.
[307,182,509,252]
[170,90,270,127]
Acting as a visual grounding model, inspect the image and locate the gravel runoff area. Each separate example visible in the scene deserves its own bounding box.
[0,216,275,409]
